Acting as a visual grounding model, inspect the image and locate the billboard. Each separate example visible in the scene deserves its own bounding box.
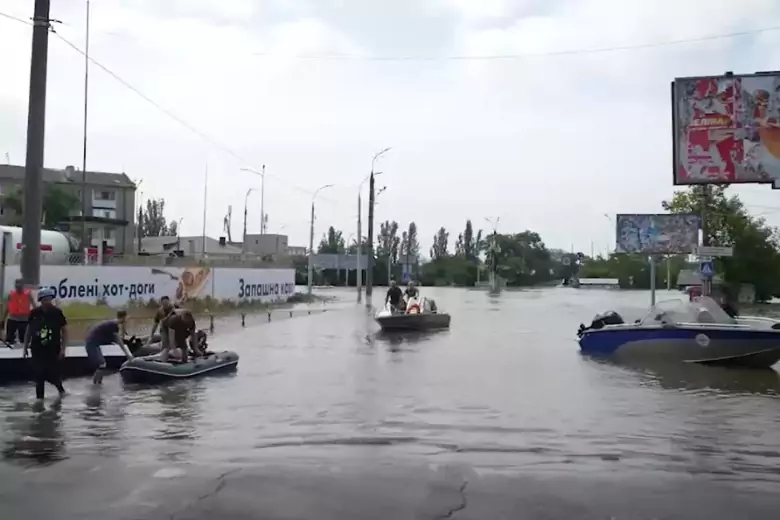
[615,214,700,254]
[672,72,780,186]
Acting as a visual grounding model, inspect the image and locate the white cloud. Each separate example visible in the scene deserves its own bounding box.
[2,0,780,252]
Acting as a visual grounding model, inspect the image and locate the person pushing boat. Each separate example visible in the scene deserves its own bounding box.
[85,310,134,384]
[385,279,403,312]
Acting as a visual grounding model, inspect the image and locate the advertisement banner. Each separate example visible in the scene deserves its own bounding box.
[615,214,700,254]
[672,73,780,185]
[2,265,295,306]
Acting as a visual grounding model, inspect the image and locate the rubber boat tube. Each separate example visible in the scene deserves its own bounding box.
[120,351,239,384]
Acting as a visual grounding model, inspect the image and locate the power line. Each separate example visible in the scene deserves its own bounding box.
[250,26,780,62]
[0,11,338,203]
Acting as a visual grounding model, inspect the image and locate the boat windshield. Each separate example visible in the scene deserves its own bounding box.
[639,296,736,326]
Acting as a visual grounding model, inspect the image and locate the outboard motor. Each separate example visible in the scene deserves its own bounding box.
[577,311,625,338]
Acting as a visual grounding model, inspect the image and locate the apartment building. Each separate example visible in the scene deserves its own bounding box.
[0,164,137,254]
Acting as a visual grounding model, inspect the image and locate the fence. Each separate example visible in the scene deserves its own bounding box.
[64,304,332,341]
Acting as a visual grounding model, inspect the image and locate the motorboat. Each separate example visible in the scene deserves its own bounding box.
[577,296,780,368]
[375,296,451,332]
[119,350,239,384]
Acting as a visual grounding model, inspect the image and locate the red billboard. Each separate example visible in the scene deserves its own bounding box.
[672,72,780,186]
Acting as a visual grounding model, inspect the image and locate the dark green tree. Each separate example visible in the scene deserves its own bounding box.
[430,227,449,260]
[140,198,176,237]
[663,186,780,301]
[317,226,345,254]
[0,184,80,229]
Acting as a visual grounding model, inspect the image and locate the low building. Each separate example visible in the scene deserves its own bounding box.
[286,245,307,256]
[0,164,136,254]
[140,235,243,257]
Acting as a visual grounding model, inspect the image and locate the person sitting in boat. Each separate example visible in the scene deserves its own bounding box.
[160,308,205,363]
[85,310,134,385]
[404,281,419,300]
[719,287,739,319]
[144,295,176,349]
[385,279,403,312]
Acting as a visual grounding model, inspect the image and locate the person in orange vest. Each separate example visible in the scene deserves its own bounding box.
[2,278,36,347]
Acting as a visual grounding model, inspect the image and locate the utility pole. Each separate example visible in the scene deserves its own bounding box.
[307,184,333,296]
[700,185,712,297]
[242,188,255,252]
[365,172,376,301]
[260,165,266,234]
[21,0,52,287]
[307,201,315,295]
[356,193,362,302]
[80,0,91,251]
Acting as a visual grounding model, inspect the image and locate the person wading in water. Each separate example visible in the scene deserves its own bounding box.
[22,287,67,402]
[2,278,36,347]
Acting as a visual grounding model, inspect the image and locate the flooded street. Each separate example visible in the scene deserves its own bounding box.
[2,287,780,519]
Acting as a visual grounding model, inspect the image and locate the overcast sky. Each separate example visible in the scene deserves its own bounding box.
[2,0,780,257]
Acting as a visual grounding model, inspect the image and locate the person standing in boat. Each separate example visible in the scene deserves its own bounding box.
[2,278,36,347]
[22,287,67,402]
[160,308,204,363]
[84,310,134,384]
[144,296,176,349]
[385,279,403,312]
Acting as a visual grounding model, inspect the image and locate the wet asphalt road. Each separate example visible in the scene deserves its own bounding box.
[1,287,780,519]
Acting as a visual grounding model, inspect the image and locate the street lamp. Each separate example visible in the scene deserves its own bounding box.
[308,184,334,295]
[240,165,266,234]
[358,147,391,303]
[242,187,257,251]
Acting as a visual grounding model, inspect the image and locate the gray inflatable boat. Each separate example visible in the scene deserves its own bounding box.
[119,351,239,383]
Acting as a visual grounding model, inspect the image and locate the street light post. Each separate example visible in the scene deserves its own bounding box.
[240,165,266,234]
[308,184,334,296]
[242,187,256,252]
[361,147,391,304]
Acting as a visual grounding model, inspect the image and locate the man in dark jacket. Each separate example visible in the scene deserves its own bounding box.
[22,287,67,402]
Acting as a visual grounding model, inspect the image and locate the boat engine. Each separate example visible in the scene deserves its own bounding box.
[577,311,625,338]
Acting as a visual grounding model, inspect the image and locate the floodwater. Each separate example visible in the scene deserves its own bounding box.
[2,287,780,519]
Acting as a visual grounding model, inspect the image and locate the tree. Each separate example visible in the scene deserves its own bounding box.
[0,184,80,229]
[317,226,345,254]
[663,186,780,300]
[347,235,370,254]
[167,219,179,237]
[463,220,474,260]
[406,222,419,265]
[430,227,449,260]
[140,199,176,237]
[376,221,399,264]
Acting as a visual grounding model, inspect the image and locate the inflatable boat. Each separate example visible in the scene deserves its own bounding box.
[119,351,239,384]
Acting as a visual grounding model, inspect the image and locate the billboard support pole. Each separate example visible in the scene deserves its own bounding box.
[649,256,657,307]
[700,186,712,297]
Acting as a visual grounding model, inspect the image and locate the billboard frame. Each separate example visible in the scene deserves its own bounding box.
[614,213,701,255]
[671,70,780,187]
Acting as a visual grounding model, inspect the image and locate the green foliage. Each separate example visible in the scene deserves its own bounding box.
[0,184,80,229]
[140,198,177,237]
[579,254,687,289]
[430,227,449,260]
[663,186,780,301]
[317,226,345,254]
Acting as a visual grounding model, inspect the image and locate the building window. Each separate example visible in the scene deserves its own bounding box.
[92,209,116,219]
[93,190,116,201]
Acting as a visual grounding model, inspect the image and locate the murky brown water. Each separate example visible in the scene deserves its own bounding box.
[1,287,779,487]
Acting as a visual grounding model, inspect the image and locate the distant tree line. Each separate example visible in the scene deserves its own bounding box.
[295,218,577,287]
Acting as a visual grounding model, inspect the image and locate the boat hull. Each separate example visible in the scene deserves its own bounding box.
[579,326,780,368]
[375,313,451,332]
[119,351,239,384]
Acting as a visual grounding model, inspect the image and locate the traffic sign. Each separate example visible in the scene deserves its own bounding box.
[696,246,733,257]
[699,260,714,279]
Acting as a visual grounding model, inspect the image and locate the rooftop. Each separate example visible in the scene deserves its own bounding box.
[0,164,135,188]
